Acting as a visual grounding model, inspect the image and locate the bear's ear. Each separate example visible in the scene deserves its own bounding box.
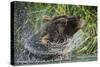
[42,15,52,21]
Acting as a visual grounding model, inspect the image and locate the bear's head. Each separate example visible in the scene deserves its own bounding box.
[42,15,84,43]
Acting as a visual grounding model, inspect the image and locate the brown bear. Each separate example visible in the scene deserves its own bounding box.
[40,15,84,46]
[25,15,85,61]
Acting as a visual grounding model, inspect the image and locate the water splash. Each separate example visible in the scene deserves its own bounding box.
[15,28,89,65]
[14,9,89,64]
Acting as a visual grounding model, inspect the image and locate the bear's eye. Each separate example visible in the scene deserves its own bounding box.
[57,21,66,25]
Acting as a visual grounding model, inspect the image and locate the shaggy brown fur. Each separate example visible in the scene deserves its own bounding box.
[40,15,84,46]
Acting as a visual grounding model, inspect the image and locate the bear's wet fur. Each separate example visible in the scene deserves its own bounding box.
[40,15,84,45]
